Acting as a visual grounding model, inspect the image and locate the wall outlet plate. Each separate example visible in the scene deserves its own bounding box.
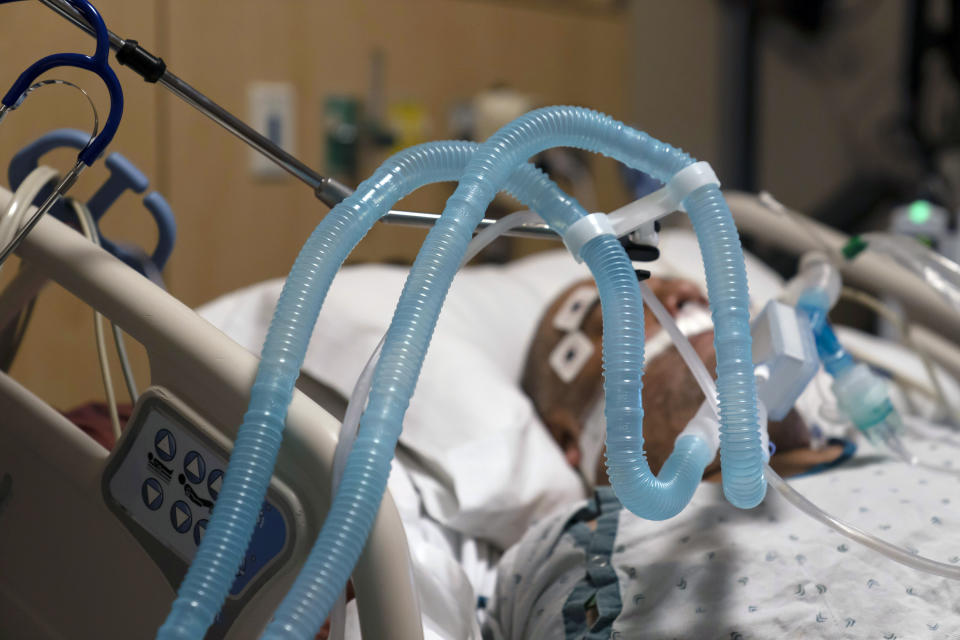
[247,82,296,179]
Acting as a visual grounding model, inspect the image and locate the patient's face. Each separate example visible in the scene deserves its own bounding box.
[522,277,814,484]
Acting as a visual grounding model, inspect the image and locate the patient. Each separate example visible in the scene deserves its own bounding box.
[522,276,847,484]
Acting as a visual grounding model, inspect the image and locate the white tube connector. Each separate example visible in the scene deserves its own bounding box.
[563,162,720,262]
[780,251,842,310]
[563,212,616,262]
[607,161,720,240]
[751,299,820,421]
[679,398,722,460]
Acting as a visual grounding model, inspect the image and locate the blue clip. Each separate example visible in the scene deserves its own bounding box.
[8,128,176,275]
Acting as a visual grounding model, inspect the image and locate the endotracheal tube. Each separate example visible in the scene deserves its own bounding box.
[159,107,765,640]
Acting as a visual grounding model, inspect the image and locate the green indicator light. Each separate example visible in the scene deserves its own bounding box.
[908,200,933,225]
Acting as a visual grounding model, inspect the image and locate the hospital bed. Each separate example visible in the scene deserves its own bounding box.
[1,1,958,636]
[4,167,960,637]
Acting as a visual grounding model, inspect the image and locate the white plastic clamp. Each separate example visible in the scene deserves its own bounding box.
[607,161,720,240]
[678,398,721,459]
[562,212,616,263]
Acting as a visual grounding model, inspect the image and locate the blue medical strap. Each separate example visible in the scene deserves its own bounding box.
[9,128,176,273]
[561,488,623,639]
[792,438,857,478]
[0,0,122,166]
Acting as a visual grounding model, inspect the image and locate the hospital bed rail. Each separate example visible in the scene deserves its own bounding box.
[0,182,424,640]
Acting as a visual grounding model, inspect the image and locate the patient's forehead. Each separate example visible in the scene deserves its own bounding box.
[532,276,700,398]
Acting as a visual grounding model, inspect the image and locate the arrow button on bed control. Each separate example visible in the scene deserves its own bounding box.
[208,469,223,500]
[171,500,192,534]
[142,478,163,510]
[183,451,205,484]
[154,429,176,462]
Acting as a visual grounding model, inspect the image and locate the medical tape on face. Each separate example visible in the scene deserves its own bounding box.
[549,285,601,382]
[643,304,714,364]
[553,285,600,332]
[549,331,595,383]
[579,397,607,487]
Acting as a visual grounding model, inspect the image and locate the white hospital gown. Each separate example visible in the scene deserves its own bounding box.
[484,420,960,640]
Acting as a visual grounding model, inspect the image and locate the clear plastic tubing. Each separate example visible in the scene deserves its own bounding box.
[156,141,593,640]
[638,280,717,410]
[861,231,960,314]
[263,106,763,639]
[766,467,960,579]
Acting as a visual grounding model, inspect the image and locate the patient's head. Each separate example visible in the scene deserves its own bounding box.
[522,277,820,484]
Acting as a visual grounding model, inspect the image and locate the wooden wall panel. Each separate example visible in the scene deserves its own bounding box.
[0,0,911,412]
[161,0,632,307]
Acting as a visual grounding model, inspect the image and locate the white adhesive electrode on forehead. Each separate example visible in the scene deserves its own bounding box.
[549,331,595,383]
[552,285,600,332]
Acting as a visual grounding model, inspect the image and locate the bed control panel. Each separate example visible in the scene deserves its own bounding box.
[102,387,298,638]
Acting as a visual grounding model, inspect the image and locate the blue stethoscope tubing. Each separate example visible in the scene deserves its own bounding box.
[0,0,123,166]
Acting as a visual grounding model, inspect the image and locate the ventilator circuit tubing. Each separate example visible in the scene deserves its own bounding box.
[261,107,764,640]
[580,233,714,517]
[157,141,595,640]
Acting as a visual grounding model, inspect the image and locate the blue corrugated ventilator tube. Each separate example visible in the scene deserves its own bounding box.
[261,107,764,639]
[159,139,599,638]
[158,107,765,640]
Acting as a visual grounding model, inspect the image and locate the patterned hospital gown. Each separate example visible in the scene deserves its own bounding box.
[483,420,960,640]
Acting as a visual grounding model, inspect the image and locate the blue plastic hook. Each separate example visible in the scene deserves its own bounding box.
[8,128,176,273]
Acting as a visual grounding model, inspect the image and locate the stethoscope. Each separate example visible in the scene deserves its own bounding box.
[0,0,123,267]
